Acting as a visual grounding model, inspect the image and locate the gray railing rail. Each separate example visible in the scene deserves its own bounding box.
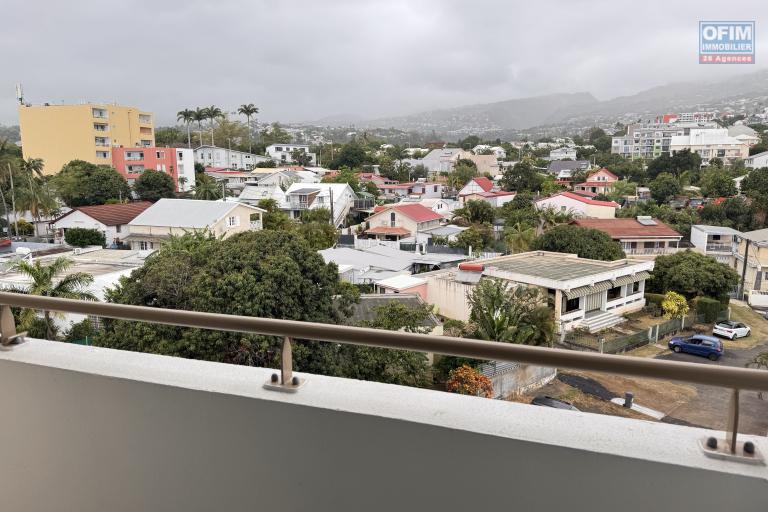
[0,291,765,460]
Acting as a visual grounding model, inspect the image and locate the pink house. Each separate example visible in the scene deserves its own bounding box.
[573,168,618,196]
[375,274,428,301]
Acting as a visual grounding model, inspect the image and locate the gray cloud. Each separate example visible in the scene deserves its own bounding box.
[1,0,766,125]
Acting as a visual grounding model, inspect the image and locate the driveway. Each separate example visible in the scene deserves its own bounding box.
[655,341,768,435]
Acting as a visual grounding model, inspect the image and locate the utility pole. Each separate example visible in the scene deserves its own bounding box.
[7,164,18,238]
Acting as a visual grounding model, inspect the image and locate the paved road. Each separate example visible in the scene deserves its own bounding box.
[656,340,768,435]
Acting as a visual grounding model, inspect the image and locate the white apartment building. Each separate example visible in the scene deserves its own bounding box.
[194,145,272,170]
[266,144,317,165]
[611,122,719,159]
[549,147,578,161]
[669,129,749,164]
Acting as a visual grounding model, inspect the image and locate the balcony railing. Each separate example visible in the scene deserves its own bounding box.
[623,247,680,255]
[0,291,765,462]
[706,243,734,253]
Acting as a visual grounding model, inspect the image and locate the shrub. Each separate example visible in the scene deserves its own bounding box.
[64,228,105,248]
[661,291,689,319]
[446,365,493,398]
[694,296,722,323]
[644,293,665,307]
[15,219,34,236]
[64,318,97,343]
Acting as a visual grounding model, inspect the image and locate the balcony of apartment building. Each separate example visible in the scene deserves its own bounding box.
[91,107,108,119]
[138,114,152,125]
[94,137,110,147]
[125,151,145,161]
[0,293,765,511]
[126,164,145,174]
[93,122,108,132]
[621,240,681,256]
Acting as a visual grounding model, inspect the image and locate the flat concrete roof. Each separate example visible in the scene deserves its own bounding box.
[487,253,646,282]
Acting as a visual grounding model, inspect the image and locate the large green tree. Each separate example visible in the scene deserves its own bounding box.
[700,168,737,197]
[133,170,176,201]
[531,225,625,261]
[52,160,131,207]
[96,232,361,376]
[501,160,543,192]
[647,251,740,301]
[649,172,681,204]
[453,199,494,224]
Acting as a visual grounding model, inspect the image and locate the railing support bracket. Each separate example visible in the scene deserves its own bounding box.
[699,388,765,465]
[263,336,306,393]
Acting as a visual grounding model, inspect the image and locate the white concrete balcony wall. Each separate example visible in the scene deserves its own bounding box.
[0,340,765,512]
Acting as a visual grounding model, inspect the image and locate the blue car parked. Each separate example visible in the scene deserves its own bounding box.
[668,335,724,361]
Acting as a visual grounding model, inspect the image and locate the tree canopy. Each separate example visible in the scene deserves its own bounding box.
[649,172,681,204]
[647,251,740,301]
[531,225,625,261]
[52,160,131,207]
[501,160,543,192]
[133,170,176,201]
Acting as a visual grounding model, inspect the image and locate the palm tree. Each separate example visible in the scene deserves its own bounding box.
[176,109,195,148]
[15,176,57,238]
[20,157,44,179]
[193,108,206,147]
[192,174,221,200]
[204,106,223,146]
[535,206,573,235]
[505,222,536,253]
[237,104,259,154]
[9,257,96,340]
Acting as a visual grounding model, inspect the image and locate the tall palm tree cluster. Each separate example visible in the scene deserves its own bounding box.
[177,104,259,151]
[0,147,59,239]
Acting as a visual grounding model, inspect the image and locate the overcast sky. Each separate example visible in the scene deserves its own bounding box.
[1,0,766,126]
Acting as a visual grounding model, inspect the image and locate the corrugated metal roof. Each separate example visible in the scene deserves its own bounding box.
[128,199,263,228]
[564,280,613,299]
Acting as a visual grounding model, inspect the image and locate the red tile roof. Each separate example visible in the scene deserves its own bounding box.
[537,191,619,208]
[589,168,618,179]
[575,181,613,188]
[468,191,516,198]
[471,177,494,192]
[365,226,411,236]
[372,203,444,223]
[54,202,154,227]
[573,218,682,239]
[571,190,598,198]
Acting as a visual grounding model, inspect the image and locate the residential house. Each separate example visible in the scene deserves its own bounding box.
[670,129,749,164]
[535,192,619,219]
[422,251,653,333]
[459,152,502,176]
[745,151,768,169]
[734,228,768,303]
[458,176,493,198]
[283,183,357,227]
[573,168,618,196]
[690,225,741,265]
[573,217,682,258]
[345,294,442,335]
[457,176,515,206]
[364,204,443,240]
[398,197,458,218]
[112,147,195,192]
[50,202,153,247]
[256,169,320,188]
[266,144,317,165]
[549,147,578,161]
[194,145,272,170]
[417,148,465,175]
[205,169,258,191]
[374,274,428,301]
[547,160,591,175]
[235,184,287,207]
[377,180,443,200]
[125,198,264,251]
[727,125,761,146]
[472,145,507,159]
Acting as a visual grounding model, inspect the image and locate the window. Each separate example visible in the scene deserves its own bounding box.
[564,297,580,313]
[139,114,152,124]
[156,151,164,159]
[390,212,396,227]
[643,241,657,249]
[94,123,108,131]
[632,281,641,294]
[139,241,150,251]
[92,108,107,118]
[433,185,438,192]
[140,140,152,147]
[227,216,239,227]
[115,225,121,233]
[96,151,109,159]
[95,136,109,146]
[607,286,622,300]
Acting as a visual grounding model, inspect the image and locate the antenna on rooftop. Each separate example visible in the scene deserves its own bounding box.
[15,84,23,105]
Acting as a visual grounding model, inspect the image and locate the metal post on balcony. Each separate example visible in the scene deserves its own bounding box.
[726,388,740,454]
[0,304,26,346]
[264,336,305,392]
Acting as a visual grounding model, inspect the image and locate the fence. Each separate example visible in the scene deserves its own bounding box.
[478,361,558,398]
[561,310,730,354]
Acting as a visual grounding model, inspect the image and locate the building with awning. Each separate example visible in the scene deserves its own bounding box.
[421,251,654,333]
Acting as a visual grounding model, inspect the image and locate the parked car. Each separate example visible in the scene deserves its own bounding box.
[668,335,724,361]
[712,320,751,340]
[531,396,579,411]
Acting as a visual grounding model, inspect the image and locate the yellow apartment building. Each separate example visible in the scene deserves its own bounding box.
[18,102,155,174]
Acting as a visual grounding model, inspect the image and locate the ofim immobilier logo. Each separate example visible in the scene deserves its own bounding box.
[699,21,755,64]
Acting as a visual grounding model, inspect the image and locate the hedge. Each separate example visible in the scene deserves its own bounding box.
[693,296,723,323]
[64,228,105,248]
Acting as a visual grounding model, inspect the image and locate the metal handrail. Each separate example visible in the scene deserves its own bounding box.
[0,291,766,392]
